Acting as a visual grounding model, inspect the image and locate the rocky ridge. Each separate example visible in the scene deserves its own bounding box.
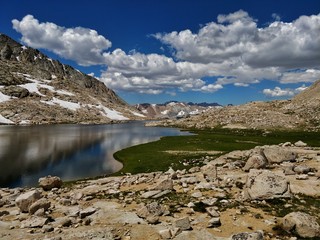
[0,141,319,239]
[0,34,144,124]
[135,101,221,119]
[147,81,320,131]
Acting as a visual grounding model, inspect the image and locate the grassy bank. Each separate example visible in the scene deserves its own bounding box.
[113,128,320,175]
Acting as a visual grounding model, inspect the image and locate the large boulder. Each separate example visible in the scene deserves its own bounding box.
[242,154,268,172]
[29,198,51,215]
[15,190,42,213]
[38,176,63,191]
[263,146,296,163]
[281,212,320,238]
[244,169,290,200]
[1,86,29,98]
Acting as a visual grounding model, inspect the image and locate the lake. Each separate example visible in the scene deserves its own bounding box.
[0,121,190,188]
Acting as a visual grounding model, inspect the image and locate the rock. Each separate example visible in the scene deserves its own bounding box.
[282,212,320,238]
[146,215,159,224]
[79,207,97,219]
[0,210,9,217]
[20,216,49,228]
[191,191,203,198]
[202,164,218,182]
[172,229,215,240]
[1,86,29,98]
[174,217,192,231]
[159,229,171,239]
[152,189,171,198]
[153,177,173,191]
[0,44,13,60]
[293,165,311,174]
[206,207,220,217]
[294,140,307,147]
[42,225,54,233]
[296,174,309,180]
[282,164,296,175]
[141,190,161,199]
[15,189,42,213]
[244,169,290,200]
[38,176,63,191]
[207,217,221,228]
[263,146,296,163]
[29,198,51,215]
[57,217,73,227]
[231,231,264,240]
[137,201,164,220]
[243,154,268,171]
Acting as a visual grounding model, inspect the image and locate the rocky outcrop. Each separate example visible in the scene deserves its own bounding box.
[263,146,296,164]
[38,176,63,191]
[281,212,320,238]
[1,142,320,239]
[15,189,41,213]
[244,169,290,200]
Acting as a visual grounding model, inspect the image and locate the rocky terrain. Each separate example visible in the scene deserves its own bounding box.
[135,101,221,119]
[0,34,144,124]
[0,141,319,239]
[147,80,320,131]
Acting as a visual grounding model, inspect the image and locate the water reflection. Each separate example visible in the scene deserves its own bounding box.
[0,122,189,188]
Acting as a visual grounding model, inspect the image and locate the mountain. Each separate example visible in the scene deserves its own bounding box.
[135,101,222,119]
[0,34,144,124]
[148,81,320,131]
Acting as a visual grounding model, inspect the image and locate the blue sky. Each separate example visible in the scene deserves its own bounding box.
[1,0,320,105]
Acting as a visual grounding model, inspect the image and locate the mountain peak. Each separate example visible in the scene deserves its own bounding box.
[0,33,142,124]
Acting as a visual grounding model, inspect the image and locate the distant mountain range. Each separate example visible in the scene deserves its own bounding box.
[135,101,222,119]
[0,34,144,124]
[150,80,320,131]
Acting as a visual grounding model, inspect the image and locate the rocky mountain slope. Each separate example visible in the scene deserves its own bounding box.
[135,101,221,119]
[0,34,144,124]
[0,141,319,239]
[148,81,320,131]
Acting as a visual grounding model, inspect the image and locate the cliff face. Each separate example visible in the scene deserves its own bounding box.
[0,34,143,124]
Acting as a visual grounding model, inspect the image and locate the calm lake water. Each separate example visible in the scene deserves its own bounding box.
[0,121,190,188]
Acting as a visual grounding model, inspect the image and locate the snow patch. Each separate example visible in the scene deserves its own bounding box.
[167,102,177,106]
[0,114,14,124]
[52,98,80,111]
[19,82,45,96]
[98,105,129,120]
[130,110,145,117]
[41,98,80,111]
[20,120,31,125]
[161,110,169,115]
[55,89,74,96]
[0,91,12,103]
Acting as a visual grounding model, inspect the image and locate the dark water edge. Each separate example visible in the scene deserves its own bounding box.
[0,121,190,188]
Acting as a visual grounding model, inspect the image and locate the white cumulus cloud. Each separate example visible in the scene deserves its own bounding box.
[12,15,111,66]
[263,85,308,97]
[12,12,320,96]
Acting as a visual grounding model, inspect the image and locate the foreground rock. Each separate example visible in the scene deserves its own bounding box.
[281,212,320,238]
[38,176,63,191]
[244,169,290,200]
[15,189,41,213]
[0,143,320,239]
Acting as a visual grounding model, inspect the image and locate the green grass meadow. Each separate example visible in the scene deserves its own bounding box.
[113,128,320,175]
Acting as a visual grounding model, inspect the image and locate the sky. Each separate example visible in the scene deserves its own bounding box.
[1,0,320,105]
